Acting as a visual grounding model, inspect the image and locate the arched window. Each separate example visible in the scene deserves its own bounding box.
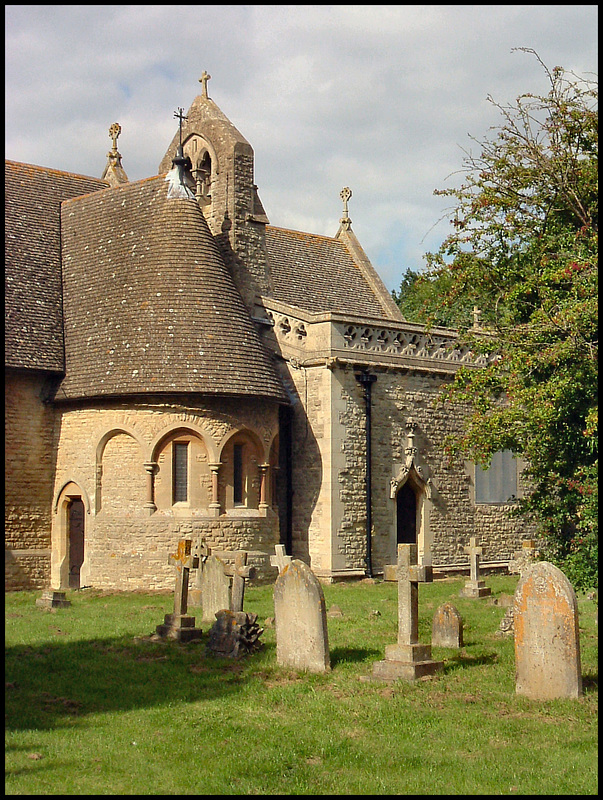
[221,432,261,511]
[154,430,211,511]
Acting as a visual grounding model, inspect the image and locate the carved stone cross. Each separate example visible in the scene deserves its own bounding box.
[199,70,211,98]
[464,536,483,583]
[270,544,292,574]
[460,536,491,597]
[340,186,352,216]
[169,538,199,617]
[109,122,121,151]
[396,543,423,646]
[224,551,256,612]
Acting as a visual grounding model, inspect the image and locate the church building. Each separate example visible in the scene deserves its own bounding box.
[5,75,533,592]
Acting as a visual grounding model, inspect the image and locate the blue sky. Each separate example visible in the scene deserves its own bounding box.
[5,5,598,291]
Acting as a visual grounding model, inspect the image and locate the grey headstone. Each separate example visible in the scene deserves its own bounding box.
[273,560,330,673]
[514,561,582,699]
[201,554,231,624]
[432,602,464,648]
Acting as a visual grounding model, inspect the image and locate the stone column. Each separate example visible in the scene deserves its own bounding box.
[209,463,222,517]
[258,463,270,512]
[143,461,157,515]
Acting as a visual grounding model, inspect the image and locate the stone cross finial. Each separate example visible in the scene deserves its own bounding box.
[199,70,211,98]
[340,186,352,217]
[270,544,292,574]
[227,551,256,612]
[109,122,121,151]
[169,538,199,617]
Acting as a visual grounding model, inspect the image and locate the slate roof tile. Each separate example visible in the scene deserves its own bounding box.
[266,226,393,318]
[5,160,107,371]
[58,174,287,402]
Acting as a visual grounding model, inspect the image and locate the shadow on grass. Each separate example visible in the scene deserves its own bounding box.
[329,645,381,667]
[5,633,269,733]
[440,650,499,674]
[582,673,598,692]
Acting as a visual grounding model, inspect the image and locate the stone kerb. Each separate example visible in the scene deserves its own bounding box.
[273,559,330,673]
[513,561,582,699]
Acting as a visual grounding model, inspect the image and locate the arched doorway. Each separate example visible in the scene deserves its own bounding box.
[396,482,417,545]
[68,498,85,588]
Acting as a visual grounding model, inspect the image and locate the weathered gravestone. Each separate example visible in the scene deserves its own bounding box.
[155,539,203,642]
[432,602,464,648]
[273,559,330,673]
[270,544,292,575]
[223,551,256,613]
[207,609,264,659]
[367,543,443,681]
[496,539,538,637]
[200,554,232,624]
[508,539,539,576]
[460,536,491,598]
[514,561,582,699]
[187,539,210,608]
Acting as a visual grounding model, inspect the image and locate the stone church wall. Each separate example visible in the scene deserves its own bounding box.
[284,361,534,577]
[50,397,281,590]
[5,370,56,589]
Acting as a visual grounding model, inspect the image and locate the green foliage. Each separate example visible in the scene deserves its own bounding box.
[417,51,598,588]
[392,268,474,328]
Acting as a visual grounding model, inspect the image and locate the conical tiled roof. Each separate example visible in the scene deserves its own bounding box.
[58,175,287,402]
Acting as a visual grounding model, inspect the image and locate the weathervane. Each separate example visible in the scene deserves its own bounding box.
[174,107,187,146]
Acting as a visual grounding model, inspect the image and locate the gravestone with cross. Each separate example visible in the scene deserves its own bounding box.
[187,539,210,608]
[156,539,203,642]
[508,539,539,576]
[460,536,492,598]
[367,543,443,681]
[222,550,256,613]
[270,544,292,576]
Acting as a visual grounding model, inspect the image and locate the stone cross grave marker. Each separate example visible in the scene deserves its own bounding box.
[270,544,292,574]
[460,536,491,598]
[367,543,443,681]
[155,539,202,642]
[273,559,330,673]
[514,561,582,699]
[187,539,210,608]
[222,550,256,613]
[200,554,232,624]
[432,602,464,648]
[508,539,538,575]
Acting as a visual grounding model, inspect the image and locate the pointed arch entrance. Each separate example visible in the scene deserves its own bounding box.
[390,419,434,566]
[52,481,91,590]
[68,498,85,588]
[396,481,417,545]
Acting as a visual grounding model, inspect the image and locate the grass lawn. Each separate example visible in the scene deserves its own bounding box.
[5,575,598,795]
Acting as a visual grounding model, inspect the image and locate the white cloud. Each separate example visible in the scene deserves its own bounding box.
[5,4,598,290]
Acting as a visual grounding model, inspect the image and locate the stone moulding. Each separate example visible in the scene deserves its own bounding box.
[257,297,495,375]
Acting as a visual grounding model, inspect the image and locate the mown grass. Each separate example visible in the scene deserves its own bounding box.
[5,575,598,795]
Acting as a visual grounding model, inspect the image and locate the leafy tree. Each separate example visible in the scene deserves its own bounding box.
[418,50,598,589]
[392,268,473,328]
